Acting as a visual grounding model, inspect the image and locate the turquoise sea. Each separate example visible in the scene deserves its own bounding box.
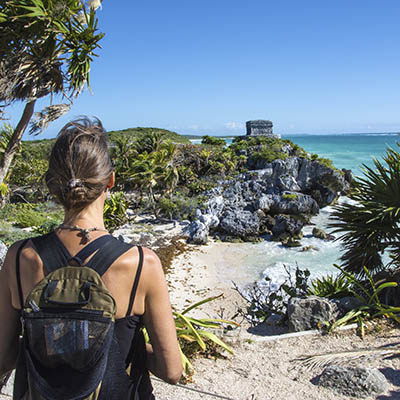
[283,133,400,177]
[200,133,400,287]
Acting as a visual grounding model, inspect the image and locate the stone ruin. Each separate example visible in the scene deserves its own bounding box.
[246,120,280,138]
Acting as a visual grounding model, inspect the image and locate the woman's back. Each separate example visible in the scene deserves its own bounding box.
[0,118,182,399]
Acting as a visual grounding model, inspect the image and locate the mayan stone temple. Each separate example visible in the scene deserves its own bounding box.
[246,120,280,138]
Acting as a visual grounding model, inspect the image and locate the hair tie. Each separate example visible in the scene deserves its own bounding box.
[67,178,83,190]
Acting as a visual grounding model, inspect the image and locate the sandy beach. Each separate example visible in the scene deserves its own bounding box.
[1,229,399,400]
[153,238,400,400]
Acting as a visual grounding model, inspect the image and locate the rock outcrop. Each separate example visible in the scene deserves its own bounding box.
[187,156,350,244]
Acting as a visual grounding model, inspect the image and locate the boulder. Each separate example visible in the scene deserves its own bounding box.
[287,296,340,332]
[187,221,209,245]
[271,215,304,237]
[271,193,319,215]
[199,213,220,229]
[332,296,364,313]
[317,365,388,397]
[219,210,260,239]
[312,227,327,239]
[312,227,335,241]
[0,240,7,268]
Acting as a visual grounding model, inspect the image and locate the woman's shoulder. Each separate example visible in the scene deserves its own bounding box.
[2,239,31,271]
[117,244,163,274]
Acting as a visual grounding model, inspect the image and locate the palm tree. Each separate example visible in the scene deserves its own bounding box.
[329,144,400,278]
[0,0,104,189]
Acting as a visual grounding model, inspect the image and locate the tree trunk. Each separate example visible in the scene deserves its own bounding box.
[0,100,35,188]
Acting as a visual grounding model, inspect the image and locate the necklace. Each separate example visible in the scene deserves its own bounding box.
[57,224,108,241]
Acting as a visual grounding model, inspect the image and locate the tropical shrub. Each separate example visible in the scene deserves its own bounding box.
[307,273,352,299]
[325,265,400,334]
[156,195,201,221]
[201,135,226,146]
[234,265,311,326]
[330,144,400,277]
[14,207,47,228]
[104,191,130,232]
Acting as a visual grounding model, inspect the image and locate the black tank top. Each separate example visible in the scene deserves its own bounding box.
[14,232,155,400]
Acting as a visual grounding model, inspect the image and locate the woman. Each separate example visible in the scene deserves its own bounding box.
[0,117,182,399]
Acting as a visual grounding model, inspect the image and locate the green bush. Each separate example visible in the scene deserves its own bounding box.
[104,191,130,232]
[13,206,47,228]
[157,194,203,220]
[307,274,352,299]
[201,135,226,146]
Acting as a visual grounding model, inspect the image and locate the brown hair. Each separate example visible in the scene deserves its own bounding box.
[46,117,113,211]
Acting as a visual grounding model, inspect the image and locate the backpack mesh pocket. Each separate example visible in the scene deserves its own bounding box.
[25,312,113,371]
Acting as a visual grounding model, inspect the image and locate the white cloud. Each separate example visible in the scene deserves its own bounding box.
[224,122,245,130]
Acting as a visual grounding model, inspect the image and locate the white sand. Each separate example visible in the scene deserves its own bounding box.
[153,239,400,400]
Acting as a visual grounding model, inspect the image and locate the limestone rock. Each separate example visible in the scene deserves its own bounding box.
[272,215,304,237]
[220,210,260,239]
[332,296,364,313]
[287,296,340,332]
[187,220,209,245]
[272,193,319,215]
[318,365,388,397]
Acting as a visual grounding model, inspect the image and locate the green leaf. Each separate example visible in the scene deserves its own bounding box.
[181,294,223,315]
[197,330,234,354]
[174,312,206,350]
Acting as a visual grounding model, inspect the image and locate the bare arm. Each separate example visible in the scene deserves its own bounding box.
[141,249,182,384]
[0,243,22,376]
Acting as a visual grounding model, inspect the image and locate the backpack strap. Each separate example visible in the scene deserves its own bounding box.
[126,246,144,317]
[31,232,115,272]
[86,237,134,276]
[31,232,70,272]
[16,238,30,309]
[71,235,114,266]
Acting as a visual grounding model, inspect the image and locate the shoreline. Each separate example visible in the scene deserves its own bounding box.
[154,238,400,400]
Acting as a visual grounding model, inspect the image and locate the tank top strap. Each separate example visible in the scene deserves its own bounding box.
[126,246,144,317]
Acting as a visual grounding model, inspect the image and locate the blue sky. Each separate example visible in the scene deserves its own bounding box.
[8,0,400,138]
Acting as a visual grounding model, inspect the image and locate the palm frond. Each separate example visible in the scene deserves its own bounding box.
[294,343,400,371]
[29,103,71,135]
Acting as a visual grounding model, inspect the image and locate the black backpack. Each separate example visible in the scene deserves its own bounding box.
[13,232,142,400]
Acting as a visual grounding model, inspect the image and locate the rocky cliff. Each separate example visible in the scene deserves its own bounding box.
[187,156,351,245]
